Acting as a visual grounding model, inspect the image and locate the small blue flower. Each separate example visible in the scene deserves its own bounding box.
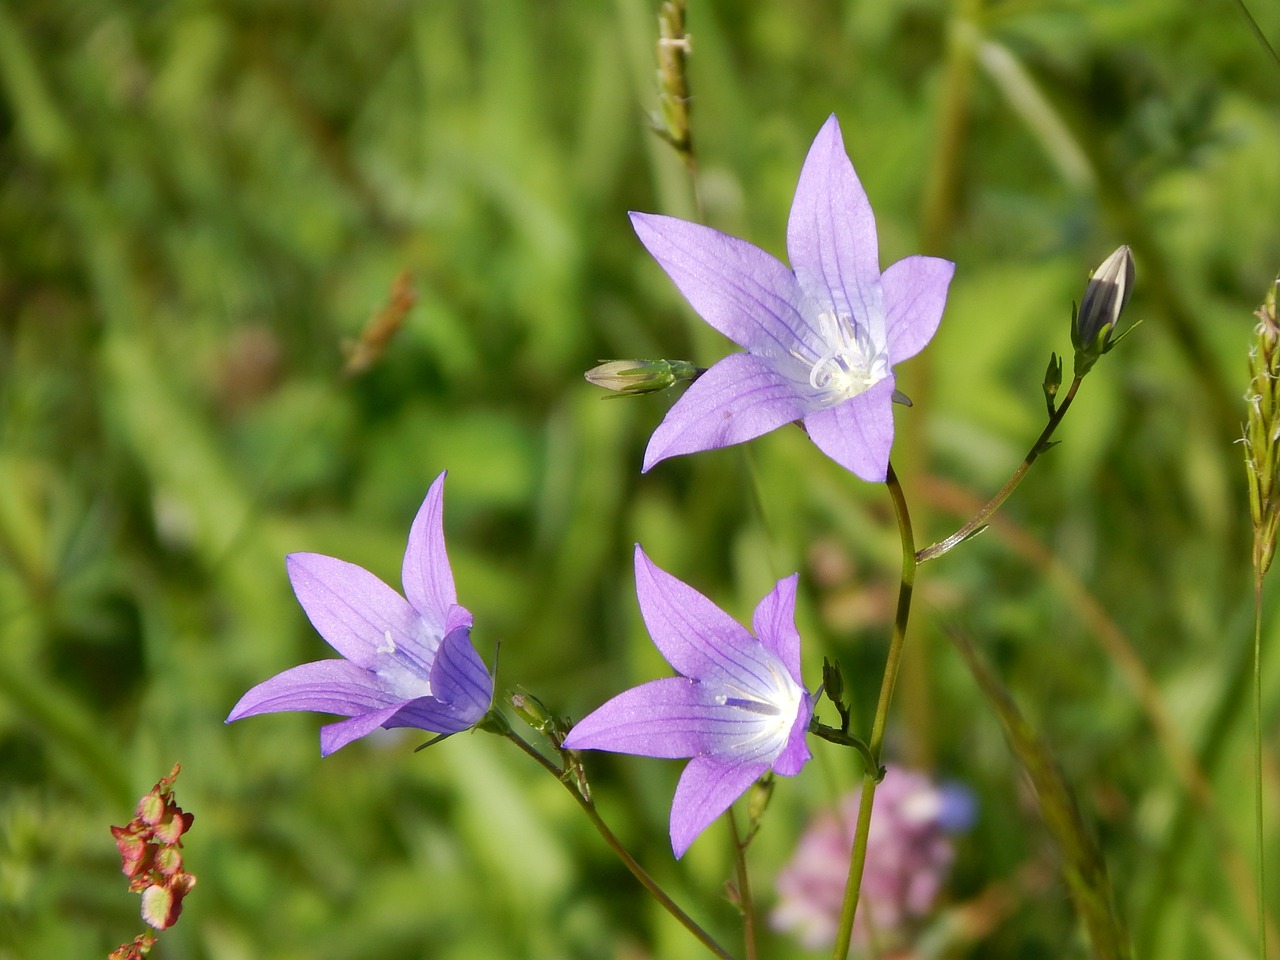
[631,114,954,482]
[563,546,813,858]
[227,472,494,756]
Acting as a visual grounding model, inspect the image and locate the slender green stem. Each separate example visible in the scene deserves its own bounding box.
[830,462,917,959]
[1229,0,1280,70]
[917,375,1083,564]
[1253,571,1268,960]
[809,722,880,780]
[728,812,757,960]
[502,728,735,960]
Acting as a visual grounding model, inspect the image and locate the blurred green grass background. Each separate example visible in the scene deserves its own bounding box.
[1,1,1278,957]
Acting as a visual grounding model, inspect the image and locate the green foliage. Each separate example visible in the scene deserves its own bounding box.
[0,0,1277,957]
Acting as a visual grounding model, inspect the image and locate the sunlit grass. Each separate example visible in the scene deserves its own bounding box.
[0,1,1276,957]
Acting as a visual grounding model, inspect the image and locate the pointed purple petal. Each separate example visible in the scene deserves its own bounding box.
[786,115,882,335]
[642,353,810,472]
[287,553,424,667]
[751,574,803,681]
[802,377,897,481]
[564,676,772,759]
[226,660,396,721]
[630,212,807,352]
[319,706,402,755]
[444,603,474,635]
[882,255,955,363]
[669,755,769,858]
[384,700,476,736]
[401,472,460,633]
[773,696,814,776]
[632,547,759,680]
[424,627,493,726]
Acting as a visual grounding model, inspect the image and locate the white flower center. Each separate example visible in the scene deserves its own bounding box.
[716,659,804,751]
[803,309,889,401]
[373,626,437,701]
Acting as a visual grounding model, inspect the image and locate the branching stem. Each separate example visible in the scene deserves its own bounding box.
[917,376,1083,563]
[502,729,736,960]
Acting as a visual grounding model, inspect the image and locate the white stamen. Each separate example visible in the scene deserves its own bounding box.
[805,309,889,400]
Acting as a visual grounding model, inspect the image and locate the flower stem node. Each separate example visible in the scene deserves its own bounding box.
[821,656,846,708]
[474,709,513,737]
[1072,245,1136,378]
[585,359,700,396]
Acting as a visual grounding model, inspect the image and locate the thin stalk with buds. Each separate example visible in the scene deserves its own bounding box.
[500,721,737,960]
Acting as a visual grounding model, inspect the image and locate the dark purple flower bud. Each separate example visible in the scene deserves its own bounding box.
[1073,245,1135,376]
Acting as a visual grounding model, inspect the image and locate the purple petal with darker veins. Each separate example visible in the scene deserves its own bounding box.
[401,472,459,634]
[629,213,808,353]
[882,255,955,363]
[426,627,493,724]
[226,659,394,722]
[563,676,749,759]
[384,698,478,736]
[802,377,897,482]
[320,705,403,756]
[670,755,770,858]
[287,553,424,668]
[786,115,882,335]
[774,697,814,776]
[444,603,474,636]
[642,353,810,473]
[632,547,763,682]
[751,574,803,679]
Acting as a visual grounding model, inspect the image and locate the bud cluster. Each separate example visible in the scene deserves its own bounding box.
[110,764,197,954]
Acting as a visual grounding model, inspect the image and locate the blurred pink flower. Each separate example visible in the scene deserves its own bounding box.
[772,766,973,954]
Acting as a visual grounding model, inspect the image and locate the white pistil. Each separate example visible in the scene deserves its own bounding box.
[377,630,396,655]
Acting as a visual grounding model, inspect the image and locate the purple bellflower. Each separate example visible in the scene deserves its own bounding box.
[226,471,494,756]
[631,114,955,482]
[563,546,814,858]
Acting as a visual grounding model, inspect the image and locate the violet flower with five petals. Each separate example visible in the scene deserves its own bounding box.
[632,114,955,482]
[563,546,813,858]
[226,471,494,756]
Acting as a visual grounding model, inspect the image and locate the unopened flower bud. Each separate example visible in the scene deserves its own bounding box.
[1073,245,1135,377]
[584,359,699,396]
[509,688,556,736]
[1044,352,1062,398]
[821,657,845,707]
[746,774,775,827]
